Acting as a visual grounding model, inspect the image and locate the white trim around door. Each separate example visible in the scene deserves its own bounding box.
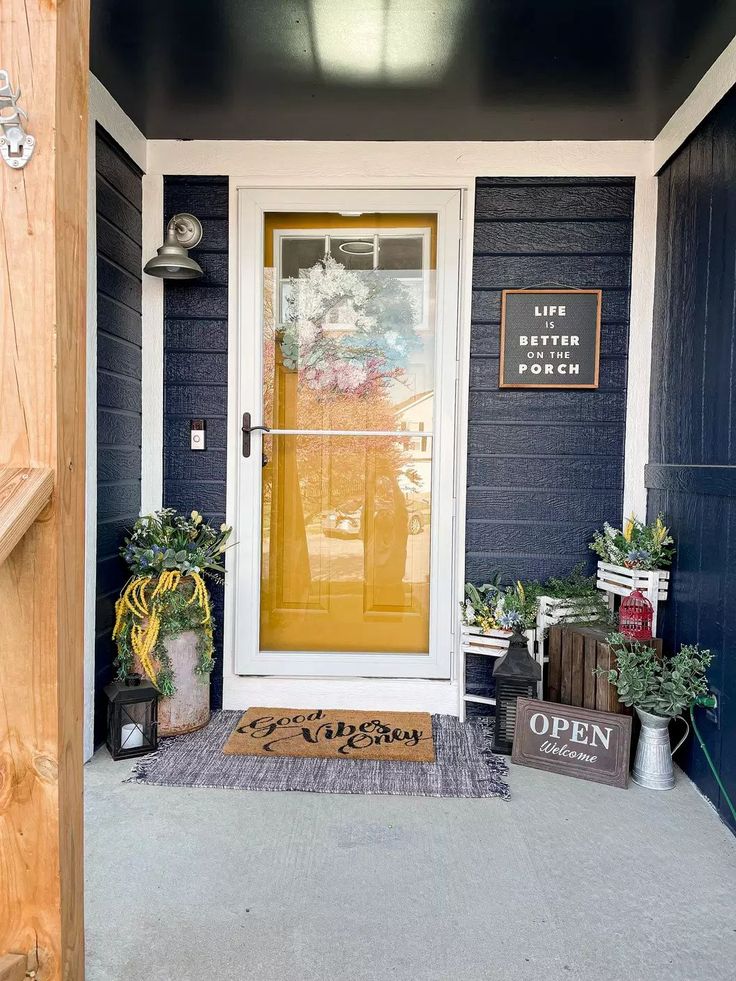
[229,186,463,682]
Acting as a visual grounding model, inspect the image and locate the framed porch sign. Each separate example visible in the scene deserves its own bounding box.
[511,698,632,788]
[499,289,602,388]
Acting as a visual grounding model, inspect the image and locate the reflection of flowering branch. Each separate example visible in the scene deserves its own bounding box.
[281,256,419,397]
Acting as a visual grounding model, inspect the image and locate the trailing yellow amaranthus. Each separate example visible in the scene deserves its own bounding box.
[113,570,215,694]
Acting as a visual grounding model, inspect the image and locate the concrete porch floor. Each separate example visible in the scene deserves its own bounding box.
[85,750,736,981]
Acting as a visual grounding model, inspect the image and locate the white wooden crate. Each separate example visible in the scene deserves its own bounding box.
[536,595,604,633]
[459,626,542,721]
[595,561,669,635]
[460,625,512,656]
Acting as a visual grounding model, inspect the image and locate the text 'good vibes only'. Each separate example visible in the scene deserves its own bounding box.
[239,710,429,756]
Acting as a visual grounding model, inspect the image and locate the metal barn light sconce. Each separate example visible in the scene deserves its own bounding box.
[144,212,204,280]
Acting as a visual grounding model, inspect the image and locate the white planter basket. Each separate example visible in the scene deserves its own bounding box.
[460,624,513,657]
[536,595,604,634]
[459,625,541,720]
[595,561,669,635]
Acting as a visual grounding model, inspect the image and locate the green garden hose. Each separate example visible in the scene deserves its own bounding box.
[690,696,736,825]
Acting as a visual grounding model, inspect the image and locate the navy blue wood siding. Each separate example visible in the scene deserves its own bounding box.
[648,88,736,832]
[467,178,634,584]
[95,127,143,742]
[163,177,228,709]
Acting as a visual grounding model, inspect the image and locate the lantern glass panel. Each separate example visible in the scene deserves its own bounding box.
[105,679,159,761]
[494,679,537,755]
[119,701,155,751]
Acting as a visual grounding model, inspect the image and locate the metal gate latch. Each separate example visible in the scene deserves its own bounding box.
[0,69,35,169]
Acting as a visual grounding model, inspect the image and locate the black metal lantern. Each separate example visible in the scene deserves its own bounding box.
[104,675,159,760]
[491,632,541,755]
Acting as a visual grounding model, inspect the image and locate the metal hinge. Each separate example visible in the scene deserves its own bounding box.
[0,69,35,169]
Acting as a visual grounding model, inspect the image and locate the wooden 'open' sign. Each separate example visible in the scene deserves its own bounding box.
[511,698,632,789]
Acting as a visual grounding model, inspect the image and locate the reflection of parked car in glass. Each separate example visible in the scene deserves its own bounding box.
[406,496,431,535]
[322,494,429,538]
[322,501,363,538]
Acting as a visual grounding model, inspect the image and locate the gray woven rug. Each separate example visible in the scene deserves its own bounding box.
[128,711,510,799]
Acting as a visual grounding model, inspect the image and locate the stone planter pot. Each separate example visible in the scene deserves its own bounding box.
[135,629,210,737]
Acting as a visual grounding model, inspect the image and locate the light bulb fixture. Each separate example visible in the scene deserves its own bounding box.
[143,213,204,280]
[339,240,375,256]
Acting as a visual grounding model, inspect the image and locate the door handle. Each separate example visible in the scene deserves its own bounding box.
[242,412,271,458]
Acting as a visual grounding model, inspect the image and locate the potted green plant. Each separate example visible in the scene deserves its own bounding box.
[113,508,232,736]
[598,633,713,790]
[589,514,675,571]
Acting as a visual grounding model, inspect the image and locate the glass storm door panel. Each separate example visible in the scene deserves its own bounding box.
[234,189,461,678]
[261,214,435,654]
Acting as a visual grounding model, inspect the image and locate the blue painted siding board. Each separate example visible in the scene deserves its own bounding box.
[466,488,622,524]
[97,217,143,278]
[165,286,228,319]
[163,176,229,710]
[473,219,632,255]
[474,180,634,220]
[467,178,633,608]
[648,87,736,832]
[94,127,143,744]
[97,294,143,345]
[469,389,627,423]
[468,422,623,458]
[166,319,229,351]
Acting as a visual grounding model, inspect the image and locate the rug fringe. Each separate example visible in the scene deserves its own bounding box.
[125,750,161,784]
[476,717,511,800]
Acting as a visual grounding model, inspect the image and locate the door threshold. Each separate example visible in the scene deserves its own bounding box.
[223,673,459,716]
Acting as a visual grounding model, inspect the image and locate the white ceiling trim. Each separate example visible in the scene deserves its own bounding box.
[89,72,146,172]
[145,139,653,178]
[653,33,736,173]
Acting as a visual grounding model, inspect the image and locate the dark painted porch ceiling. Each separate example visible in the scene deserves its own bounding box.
[91,0,736,141]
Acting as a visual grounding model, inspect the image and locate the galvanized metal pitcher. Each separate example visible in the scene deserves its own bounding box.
[632,707,690,790]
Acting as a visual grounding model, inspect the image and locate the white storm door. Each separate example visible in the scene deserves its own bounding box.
[233,187,462,678]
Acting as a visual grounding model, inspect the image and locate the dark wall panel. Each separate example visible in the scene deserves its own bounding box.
[163,177,228,709]
[467,178,634,584]
[95,127,143,743]
[648,87,736,833]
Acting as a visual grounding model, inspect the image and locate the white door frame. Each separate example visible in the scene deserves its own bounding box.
[230,186,462,679]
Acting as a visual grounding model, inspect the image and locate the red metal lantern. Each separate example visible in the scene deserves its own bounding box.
[619,589,654,641]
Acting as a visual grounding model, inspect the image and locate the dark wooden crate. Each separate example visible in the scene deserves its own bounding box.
[546,625,663,714]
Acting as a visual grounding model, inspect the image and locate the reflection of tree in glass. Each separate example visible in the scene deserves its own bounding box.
[261,257,428,605]
[280,256,420,395]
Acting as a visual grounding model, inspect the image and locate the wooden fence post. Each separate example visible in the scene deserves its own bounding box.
[0,1,89,978]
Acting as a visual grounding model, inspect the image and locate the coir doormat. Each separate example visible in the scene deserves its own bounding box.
[223,707,436,762]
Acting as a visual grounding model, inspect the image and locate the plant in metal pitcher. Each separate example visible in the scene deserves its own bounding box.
[597,633,713,718]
